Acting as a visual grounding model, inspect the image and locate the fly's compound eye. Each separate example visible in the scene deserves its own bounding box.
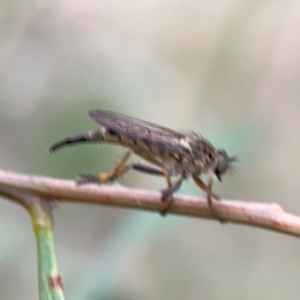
[216,156,227,179]
[215,150,230,181]
[215,149,237,181]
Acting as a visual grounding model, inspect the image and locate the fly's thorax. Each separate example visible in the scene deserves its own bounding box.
[184,156,217,177]
[180,135,219,174]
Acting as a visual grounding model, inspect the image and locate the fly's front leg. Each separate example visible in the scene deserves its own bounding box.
[193,176,225,223]
[207,177,227,223]
[77,150,133,184]
[192,176,219,200]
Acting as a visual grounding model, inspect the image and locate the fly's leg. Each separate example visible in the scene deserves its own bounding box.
[160,166,182,216]
[132,164,165,176]
[162,166,173,189]
[207,178,227,223]
[134,155,179,215]
[206,177,214,208]
[193,176,225,223]
[77,151,132,184]
[192,176,219,200]
[135,155,174,193]
[133,162,178,215]
[160,177,183,216]
[133,162,176,201]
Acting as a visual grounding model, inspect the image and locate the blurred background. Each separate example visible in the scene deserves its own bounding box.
[1,0,300,299]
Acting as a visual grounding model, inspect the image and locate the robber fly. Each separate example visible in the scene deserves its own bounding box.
[49,110,236,218]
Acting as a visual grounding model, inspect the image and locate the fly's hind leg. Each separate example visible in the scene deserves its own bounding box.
[77,150,133,184]
[132,164,165,176]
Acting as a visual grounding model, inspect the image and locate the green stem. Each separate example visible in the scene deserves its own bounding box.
[29,201,65,300]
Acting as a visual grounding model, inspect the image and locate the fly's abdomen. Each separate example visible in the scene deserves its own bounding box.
[103,128,155,153]
[49,126,158,154]
[48,129,105,152]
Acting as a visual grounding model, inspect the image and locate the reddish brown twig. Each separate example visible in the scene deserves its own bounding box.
[0,169,299,237]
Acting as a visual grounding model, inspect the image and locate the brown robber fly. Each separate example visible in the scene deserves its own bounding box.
[49,110,236,218]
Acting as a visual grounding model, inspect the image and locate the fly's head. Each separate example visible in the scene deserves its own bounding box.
[214,149,237,181]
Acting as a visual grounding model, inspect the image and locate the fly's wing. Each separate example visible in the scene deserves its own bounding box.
[89,109,191,157]
[90,110,183,137]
